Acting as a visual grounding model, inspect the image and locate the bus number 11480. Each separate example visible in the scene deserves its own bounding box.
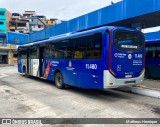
[86,64,97,70]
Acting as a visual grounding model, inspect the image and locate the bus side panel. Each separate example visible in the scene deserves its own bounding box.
[77,33,109,89]
[61,60,78,86]
[18,59,22,73]
[41,59,51,79]
[30,59,39,77]
[78,60,104,89]
[145,58,154,77]
[19,59,27,73]
[46,59,59,81]
[33,59,39,77]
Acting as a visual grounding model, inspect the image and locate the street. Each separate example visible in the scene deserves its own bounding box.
[0,66,160,127]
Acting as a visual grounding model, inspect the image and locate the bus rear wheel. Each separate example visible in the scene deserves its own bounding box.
[55,72,65,89]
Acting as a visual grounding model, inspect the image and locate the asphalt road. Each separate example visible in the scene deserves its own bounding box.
[0,66,159,127]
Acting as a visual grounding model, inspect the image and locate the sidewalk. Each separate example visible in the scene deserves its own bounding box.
[138,79,160,91]
[118,79,160,98]
[0,64,17,67]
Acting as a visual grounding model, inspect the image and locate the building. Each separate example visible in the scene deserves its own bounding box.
[9,17,30,33]
[0,8,17,64]
[45,18,56,26]
[12,13,23,19]
[0,9,62,64]
[29,15,46,32]
[0,41,17,64]
[0,8,11,33]
[23,11,36,19]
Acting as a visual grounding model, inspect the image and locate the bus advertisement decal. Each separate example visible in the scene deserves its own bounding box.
[45,61,51,79]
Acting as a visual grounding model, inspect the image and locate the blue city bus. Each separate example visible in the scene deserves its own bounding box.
[145,40,160,78]
[17,26,145,89]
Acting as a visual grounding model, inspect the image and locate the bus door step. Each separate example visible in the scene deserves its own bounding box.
[40,77,47,80]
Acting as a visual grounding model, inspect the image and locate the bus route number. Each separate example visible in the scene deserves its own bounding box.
[86,64,97,70]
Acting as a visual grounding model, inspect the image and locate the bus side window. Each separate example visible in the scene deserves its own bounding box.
[30,47,38,59]
[155,46,160,58]
[19,49,27,59]
[86,33,102,59]
[146,45,155,58]
[74,37,85,59]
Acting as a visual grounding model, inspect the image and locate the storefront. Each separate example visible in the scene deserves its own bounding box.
[0,51,8,64]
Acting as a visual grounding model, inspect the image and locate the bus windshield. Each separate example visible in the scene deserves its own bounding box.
[114,31,143,51]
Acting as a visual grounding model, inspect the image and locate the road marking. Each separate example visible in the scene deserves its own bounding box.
[0,74,9,78]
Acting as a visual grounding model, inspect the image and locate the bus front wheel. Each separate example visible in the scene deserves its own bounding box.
[55,72,65,89]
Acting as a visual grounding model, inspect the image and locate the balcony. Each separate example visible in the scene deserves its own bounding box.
[0,44,10,49]
[9,26,16,30]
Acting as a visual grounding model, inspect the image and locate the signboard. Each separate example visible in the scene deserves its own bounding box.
[7,32,29,45]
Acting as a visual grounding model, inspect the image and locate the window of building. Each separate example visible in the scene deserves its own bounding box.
[19,31,24,33]
[0,22,4,25]
[17,23,26,27]
[0,11,5,15]
[13,53,18,58]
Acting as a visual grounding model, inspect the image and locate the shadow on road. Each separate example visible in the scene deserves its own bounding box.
[22,75,132,102]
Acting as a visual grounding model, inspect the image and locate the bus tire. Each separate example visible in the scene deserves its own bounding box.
[55,72,65,89]
[145,69,151,79]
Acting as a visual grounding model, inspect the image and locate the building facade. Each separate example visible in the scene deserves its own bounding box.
[0,8,17,64]
[0,9,63,64]
[29,15,46,32]
[9,17,30,33]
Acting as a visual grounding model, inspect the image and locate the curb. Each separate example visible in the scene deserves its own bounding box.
[0,64,17,67]
[117,86,160,98]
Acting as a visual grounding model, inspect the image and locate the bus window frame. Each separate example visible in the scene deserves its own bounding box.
[113,30,144,51]
[29,46,38,59]
[18,47,27,59]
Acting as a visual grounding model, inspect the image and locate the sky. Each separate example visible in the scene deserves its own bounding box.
[0,0,121,20]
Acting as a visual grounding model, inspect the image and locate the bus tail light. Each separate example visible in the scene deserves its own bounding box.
[109,69,117,76]
[109,83,113,85]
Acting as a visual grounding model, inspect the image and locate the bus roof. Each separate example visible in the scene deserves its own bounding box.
[19,26,142,48]
[146,39,160,44]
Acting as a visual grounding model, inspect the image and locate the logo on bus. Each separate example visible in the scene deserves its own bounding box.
[66,61,75,70]
[114,53,126,58]
[128,54,132,59]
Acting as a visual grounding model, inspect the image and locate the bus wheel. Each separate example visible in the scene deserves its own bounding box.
[55,72,65,89]
[145,69,151,79]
